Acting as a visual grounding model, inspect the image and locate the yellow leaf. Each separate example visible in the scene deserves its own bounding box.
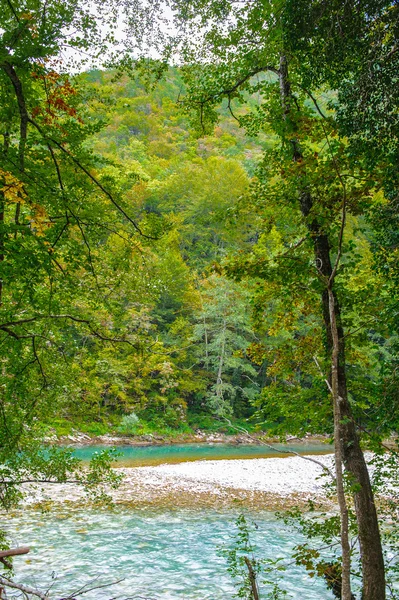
[0,168,27,204]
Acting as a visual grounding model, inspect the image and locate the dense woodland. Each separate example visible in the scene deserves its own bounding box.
[1,0,399,599]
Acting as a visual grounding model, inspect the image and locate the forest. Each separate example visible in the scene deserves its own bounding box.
[0,1,398,599]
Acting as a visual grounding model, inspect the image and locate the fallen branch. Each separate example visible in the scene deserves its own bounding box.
[0,547,29,559]
[0,576,49,600]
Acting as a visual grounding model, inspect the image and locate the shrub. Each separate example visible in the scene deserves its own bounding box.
[117,412,140,435]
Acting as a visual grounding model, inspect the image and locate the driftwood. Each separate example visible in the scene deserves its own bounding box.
[0,547,30,559]
[0,547,30,571]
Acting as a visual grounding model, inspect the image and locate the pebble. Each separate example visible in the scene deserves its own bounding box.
[22,454,336,506]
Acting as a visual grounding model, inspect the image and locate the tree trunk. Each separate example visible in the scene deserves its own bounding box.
[216,319,227,406]
[328,287,352,600]
[278,55,386,599]
[309,200,385,600]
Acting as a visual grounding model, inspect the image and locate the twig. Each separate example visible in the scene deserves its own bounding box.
[6,0,20,23]
[244,556,260,600]
[313,355,333,394]
[300,86,329,121]
[0,576,48,600]
[64,577,125,598]
[32,336,48,387]
[0,314,138,348]
[28,118,154,240]
[227,96,240,123]
[221,417,334,478]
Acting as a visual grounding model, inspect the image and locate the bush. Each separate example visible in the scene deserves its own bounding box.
[117,412,140,435]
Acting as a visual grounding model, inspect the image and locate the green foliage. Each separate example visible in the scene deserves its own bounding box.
[193,275,260,417]
[121,1,399,596]
[368,451,399,597]
[278,453,399,599]
[118,412,140,435]
[2,1,399,595]
[218,514,290,600]
[0,0,147,516]
[54,67,265,431]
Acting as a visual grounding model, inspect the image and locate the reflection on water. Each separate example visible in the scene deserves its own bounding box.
[6,506,334,599]
[72,442,333,467]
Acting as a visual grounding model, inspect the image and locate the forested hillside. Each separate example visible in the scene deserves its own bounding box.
[1,62,398,440]
[45,66,395,445]
[43,68,270,436]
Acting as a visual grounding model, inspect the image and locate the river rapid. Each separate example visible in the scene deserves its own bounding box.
[5,443,337,599]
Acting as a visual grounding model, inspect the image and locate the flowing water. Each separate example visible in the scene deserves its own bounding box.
[72,442,333,466]
[6,443,335,599]
[6,506,334,599]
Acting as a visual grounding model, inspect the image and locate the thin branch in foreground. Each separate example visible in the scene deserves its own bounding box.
[0,576,49,600]
[0,574,129,600]
[64,577,125,599]
[0,314,139,348]
[28,117,155,240]
[221,417,334,479]
[313,355,333,394]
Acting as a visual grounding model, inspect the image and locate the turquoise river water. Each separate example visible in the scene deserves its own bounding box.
[6,443,336,599]
[7,507,335,599]
[72,441,333,466]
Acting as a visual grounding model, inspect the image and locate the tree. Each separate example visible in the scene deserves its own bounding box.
[0,0,151,515]
[193,274,259,416]
[123,1,394,597]
[281,0,399,442]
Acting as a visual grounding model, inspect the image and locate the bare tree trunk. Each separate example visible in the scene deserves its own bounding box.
[199,292,209,369]
[328,287,351,600]
[216,319,226,406]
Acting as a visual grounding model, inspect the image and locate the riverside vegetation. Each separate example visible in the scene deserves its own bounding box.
[0,0,399,599]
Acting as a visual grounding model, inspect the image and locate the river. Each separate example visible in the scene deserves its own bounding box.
[5,443,337,599]
[71,441,333,466]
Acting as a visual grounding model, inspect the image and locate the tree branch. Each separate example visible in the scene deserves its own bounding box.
[28,118,156,240]
[1,61,28,172]
[0,314,138,348]
[0,576,48,600]
[0,60,156,241]
[6,0,20,23]
[220,417,334,478]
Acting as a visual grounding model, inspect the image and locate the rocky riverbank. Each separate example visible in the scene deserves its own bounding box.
[23,453,336,511]
[55,429,329,447]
